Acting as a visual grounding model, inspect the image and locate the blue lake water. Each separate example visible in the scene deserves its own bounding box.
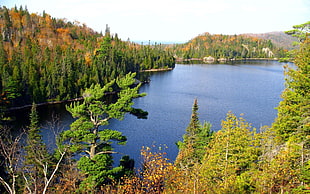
[110,61,286,165]
[11,61,287,166]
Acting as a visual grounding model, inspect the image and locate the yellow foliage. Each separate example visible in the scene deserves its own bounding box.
[109,146,174,194]
[84,52,92,66]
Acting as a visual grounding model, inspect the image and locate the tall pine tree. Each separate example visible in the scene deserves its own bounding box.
[61,72,147,190]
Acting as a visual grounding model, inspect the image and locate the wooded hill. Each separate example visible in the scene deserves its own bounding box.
[0,6,175,107]
[169,32,287,61]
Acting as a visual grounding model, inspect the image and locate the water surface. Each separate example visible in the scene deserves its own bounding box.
[11,61,287,166]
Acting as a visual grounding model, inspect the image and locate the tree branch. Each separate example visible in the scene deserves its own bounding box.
[42,150,66,194]
[0,176,13,194]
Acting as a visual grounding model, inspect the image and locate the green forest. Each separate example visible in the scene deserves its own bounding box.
[0,5,309,194]
[0,6,175,107]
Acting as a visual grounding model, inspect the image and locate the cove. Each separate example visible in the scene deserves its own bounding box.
[10,60,287,166]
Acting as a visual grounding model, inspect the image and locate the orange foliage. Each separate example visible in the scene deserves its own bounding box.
[10,11,22,28]
[56,28,69,34]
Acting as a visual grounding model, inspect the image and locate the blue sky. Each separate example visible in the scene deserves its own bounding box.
[1,0,309,43]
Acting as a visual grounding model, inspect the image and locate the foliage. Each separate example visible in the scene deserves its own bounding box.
[285,21,310,43]
[250,134,307,193]
[61,72,147,191]
[269,27,310,192]
[0,105,66,194]
[107,146,173,194]
[198,112,260,193]
[245,31,299,50]
[272,37,310,143]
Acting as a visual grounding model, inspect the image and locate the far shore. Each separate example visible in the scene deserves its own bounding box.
[140,68,173,72]
[176,57,279,63]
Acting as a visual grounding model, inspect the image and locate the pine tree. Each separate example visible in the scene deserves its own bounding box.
[61,72,147,190]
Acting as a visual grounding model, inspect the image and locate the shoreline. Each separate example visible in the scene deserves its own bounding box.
[140,68,173,72]
[7,91,118,111]
[176,57,279,63]
[5,67,171,112]
[7,97,84,111]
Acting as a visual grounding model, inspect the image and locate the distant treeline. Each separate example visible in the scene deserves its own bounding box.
[167,32,287,60]
[0,6,175,107]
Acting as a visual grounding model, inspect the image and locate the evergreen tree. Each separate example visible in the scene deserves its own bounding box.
[61,72,147,190]
[272,37,310,143]
[285,21,310,43]
[24,103,51,191]
[269,29,310,192]
[176,99,213,168]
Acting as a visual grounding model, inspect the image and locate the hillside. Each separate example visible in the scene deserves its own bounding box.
[169,32,286,61]
[242,31,298,50]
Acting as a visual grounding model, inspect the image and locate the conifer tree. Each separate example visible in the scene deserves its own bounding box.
[269,29,310,192]
[272,33,310,144]
[24,103,51,191]
[176,99,213,168]
[61,72,147,190]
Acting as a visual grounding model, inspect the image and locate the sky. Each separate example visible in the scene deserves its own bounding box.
[1,0,310,43]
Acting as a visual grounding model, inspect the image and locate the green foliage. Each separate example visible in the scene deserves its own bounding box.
[272,37,310,143]
[62,72,147,190]
[285,21,310,43]
[199,112,260,193]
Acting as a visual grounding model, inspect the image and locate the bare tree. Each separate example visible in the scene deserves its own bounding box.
[0,126,25,194]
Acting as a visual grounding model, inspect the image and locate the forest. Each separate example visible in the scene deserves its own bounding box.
[0,5,309,194]
[0,6,175,108]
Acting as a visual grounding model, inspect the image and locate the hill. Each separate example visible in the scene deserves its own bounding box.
[0,6,175,106]
[242,31,298,50]
[169,32,286,61]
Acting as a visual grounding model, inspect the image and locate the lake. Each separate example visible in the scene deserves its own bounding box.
[11,60,287,166]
